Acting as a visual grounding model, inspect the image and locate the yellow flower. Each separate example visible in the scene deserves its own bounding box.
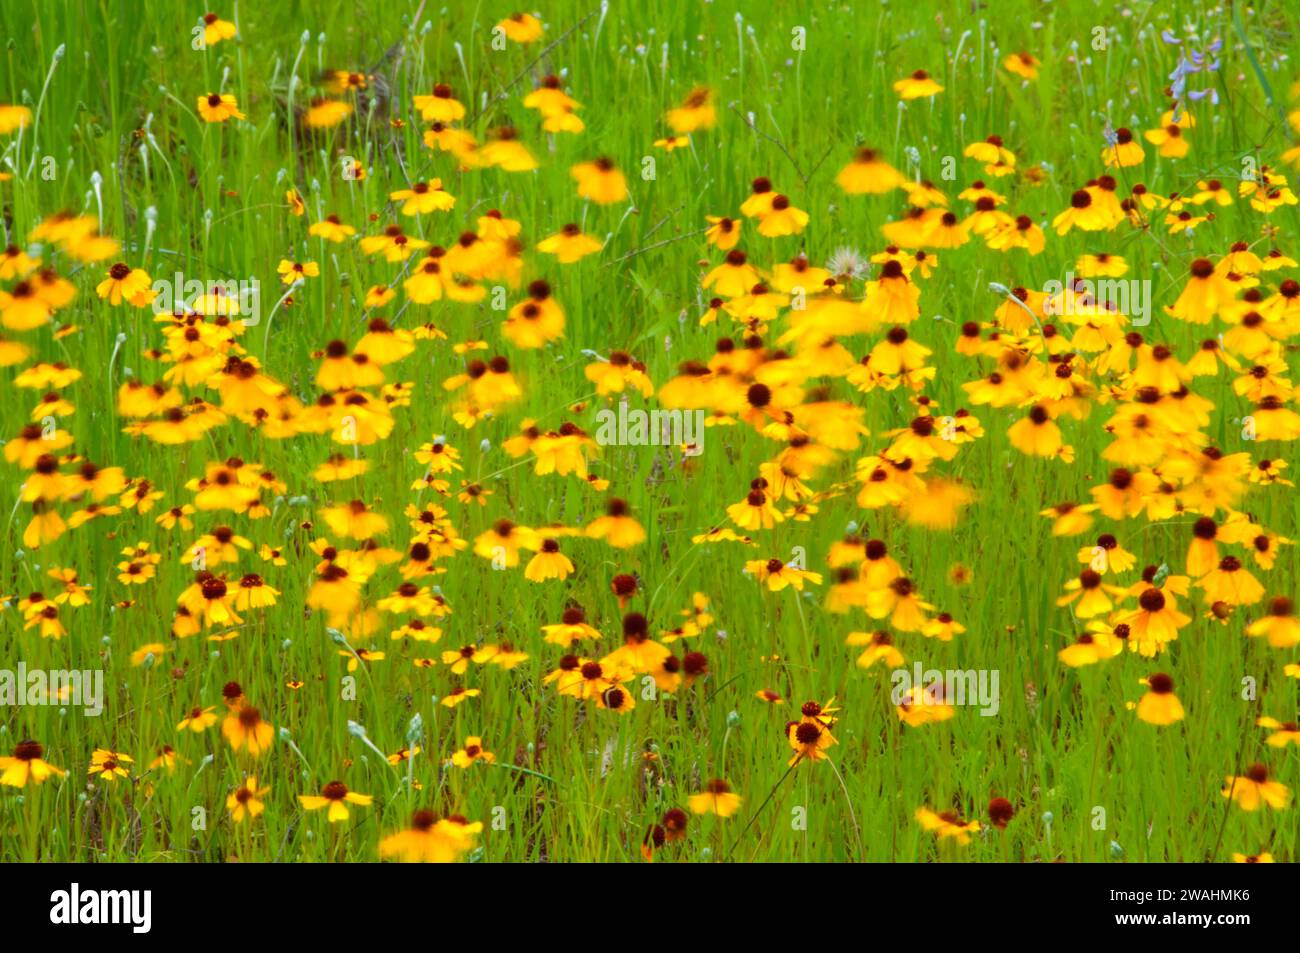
[1102,128,1145,167]
[850,630,905,669]
[130,642,167,666]
[915,807,980,844]
[412,84,465,123]
[1057,629,1121,667]
[525,539,575,582]
[380,811,483,863]
[391,179,456,216]
[896,685,954,726]
[688,779,742,817]
[365,284,396,307]
[95,263,153,306]
[338,647,385,671]
[321,500,389,540]
[1056,570,1116,618]
[1195,556,1265,607]
[277,259,320,285]
[148,744,186,772]
[309,214,355,242]
[304,98,353,129]
[0,104,34,134]
[478,127,537,171]
[197,93,245,123]
[88,748,134,782]
[1257,716,1300,748]
[655,135,689,151]
[665,87,716,133]
[586,498,646,548]
[537,224,603,263]
[496,12,543,43]
[450,736,495,769]
[177,705,218,733]
[746,557,822,592]
[1144,122,1189,158]
[440,687,480,708]
[893,69,944,100]
[299,780,373,822]
[1003,52,1039,80]
[201,13,238,46]
[1246,596,1300,648]
[836,147,905,194]
[1222,764,1291,811]
[222,704,274,756]
[571,158,628,204]
[787,718,835,766]
[227,776,269,823]
[756,195,809,237]
[1135,673,1184,725]
[0,740,66,787]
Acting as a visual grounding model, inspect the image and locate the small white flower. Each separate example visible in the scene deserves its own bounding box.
[826,246,869,281]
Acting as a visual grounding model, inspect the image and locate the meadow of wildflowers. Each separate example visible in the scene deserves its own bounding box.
[0,0,1298,867]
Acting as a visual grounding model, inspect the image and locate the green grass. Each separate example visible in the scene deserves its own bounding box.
[0,0,1298,862]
